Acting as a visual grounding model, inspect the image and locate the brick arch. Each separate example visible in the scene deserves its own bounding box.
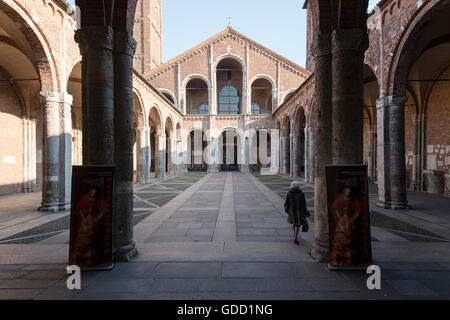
[214,53,246,71]
[281,88,297,104]
[282,114,291,137]
[0,0,57,91]
[182,74,211,89]
[249,74,276,89]
[165,115,174,137]
[132,90,145,127]
[388,1,450,96]
[292,105,307,133]
[148,104,162,134]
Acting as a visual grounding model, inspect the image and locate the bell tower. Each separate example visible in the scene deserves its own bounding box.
[133,0,163,76]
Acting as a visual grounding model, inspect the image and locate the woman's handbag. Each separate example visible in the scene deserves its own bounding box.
[302,219,309,232]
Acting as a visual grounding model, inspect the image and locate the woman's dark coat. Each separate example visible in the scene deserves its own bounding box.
[284,187,310,226]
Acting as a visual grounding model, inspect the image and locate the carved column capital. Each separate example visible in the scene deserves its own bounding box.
[387,95,408,107]
[115,32,137,56]
[75,26,114,52]
[39,91,59,104]
[331,29,369,54]
[310,33,331,58]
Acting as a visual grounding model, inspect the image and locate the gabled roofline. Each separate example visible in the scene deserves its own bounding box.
[147,27,311,78]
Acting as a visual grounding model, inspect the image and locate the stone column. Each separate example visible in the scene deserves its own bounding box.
[307,126,315,183]
[310,34,332,262]
[290,133,299,178]
[241,116,250,172]
[367,128,377,181]
[80,26,115,165]
[59,92,73,211]
[74,30,89,164]
[136,126,150,184]
[175,139,181,174]
[170,136,176,174]
[376,96,391,208]
[331,29,368,165]
[412,114,425,190]
[114,31,138,261]
[389,95,408,209]
[38,92,72,212]
[280,136,288,175]
[157,133,166,179]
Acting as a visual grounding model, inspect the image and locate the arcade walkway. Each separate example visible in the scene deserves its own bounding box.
[0,172,449,299]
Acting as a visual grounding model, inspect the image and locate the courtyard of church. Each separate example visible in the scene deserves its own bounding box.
[0,172,449,299]
[0,0,449,302]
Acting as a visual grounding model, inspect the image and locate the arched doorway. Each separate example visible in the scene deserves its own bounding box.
[187,130,207,171]
[282,116,291,175]
[149,107,162,179]
[250,129,271,172]
[217,58,243,114]
[293,107,306,178]
[219,129,241,171]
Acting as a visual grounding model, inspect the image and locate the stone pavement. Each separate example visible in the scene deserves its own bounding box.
[0,172,449,299]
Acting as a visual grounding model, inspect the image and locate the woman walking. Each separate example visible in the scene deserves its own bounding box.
[284,181,310,244]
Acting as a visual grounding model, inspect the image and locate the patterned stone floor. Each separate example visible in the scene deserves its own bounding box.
[0,173,206,245]
[0,172,449,299]
[144,174,223,243]
[253,173,450,244]
[234,174,293,242]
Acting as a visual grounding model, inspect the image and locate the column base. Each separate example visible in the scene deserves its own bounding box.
[376,199,391,209]
[157,173,166,180]
[207,165,219,173]
[38,202,71,212]
[240,165,250,173]
[310,240,329,263]
[114,241,138,262]
[390,200,408,210]
[377,199,408,209]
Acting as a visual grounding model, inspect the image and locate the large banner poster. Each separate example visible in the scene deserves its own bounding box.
[325,165,372,270]
[69,166,114,270]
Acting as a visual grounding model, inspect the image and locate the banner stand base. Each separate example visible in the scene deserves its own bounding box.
[79,263,115,272]
[327,264,367,271]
